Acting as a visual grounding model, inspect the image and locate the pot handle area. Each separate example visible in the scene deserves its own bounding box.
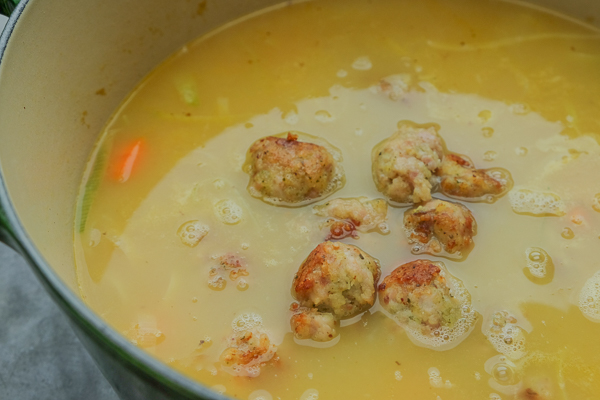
[0,0,19,16]
[0,202,20,251]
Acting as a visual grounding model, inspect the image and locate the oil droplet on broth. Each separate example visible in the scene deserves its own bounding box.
[593,193,600,212]
[483,151,497,161]
[482,127,494,138]
[177,220,209,247]
[561,227,575,239]
[523,247,554,284]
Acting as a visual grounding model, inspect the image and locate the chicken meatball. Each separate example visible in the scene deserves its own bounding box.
[244,132,343,205]
[378,260,475,348]
[292,241,381,319]
[313,197,389,240]
[220,314,277,377]
[290,306,338,342]
[437,153,512,201]
[403,199,476,255]
[372,122,444,204]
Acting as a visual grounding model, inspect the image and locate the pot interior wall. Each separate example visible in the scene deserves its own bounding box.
[0,0,598,293]
[0,0,281,292]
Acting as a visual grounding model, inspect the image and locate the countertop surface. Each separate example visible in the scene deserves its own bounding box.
[0,242,119,400]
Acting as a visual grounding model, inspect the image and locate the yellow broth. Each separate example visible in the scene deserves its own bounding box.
[74,0,600,398]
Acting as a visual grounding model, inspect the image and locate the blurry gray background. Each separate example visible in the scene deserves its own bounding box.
[0,15,117,400]
[0,242,119,399]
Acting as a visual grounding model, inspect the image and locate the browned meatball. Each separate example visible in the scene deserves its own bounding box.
[437,153,512,201]
[290,307,338,342]
[220,324,276,377]
[372,122,444,204]
[244,132,343,205]
[378,260,475,347]
[403,199,476,255]
[292,241,381,319]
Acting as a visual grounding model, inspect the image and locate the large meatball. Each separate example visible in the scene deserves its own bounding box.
[378,260,475,347]
[437,153,512,201]
[372,122,444,204]
[403,199,476,255]
[244,132,343,205]
[292,241,381,319]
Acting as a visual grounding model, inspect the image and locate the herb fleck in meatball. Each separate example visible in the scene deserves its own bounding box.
[292,241,381,319]
[378,260,475,347]
[220,327,276,377]
[314,197,389,240]
[372,122,444,204]
[244,132,343,205]
[437,153,512,201]
[403,199,476,255]
[290,307,338,342]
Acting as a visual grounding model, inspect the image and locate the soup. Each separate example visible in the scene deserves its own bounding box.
[74,0,600,398]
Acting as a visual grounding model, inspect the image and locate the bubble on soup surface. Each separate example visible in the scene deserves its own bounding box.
[478,110,492,123]
[508,189,565,216]
[509,103,531,115]
[515,147,528,156]
[485,311,526,359]
[177,220,209,247]
[208,275,227,291]
[214,200,242,224]
[523,247,554,284]
[561,227,574,239]
[483,150,497,161]
[211,385,226,394]
[428,367,452,388]
[314,110,335,123]
[482,127,494,138]
[300,389,319,400]
[489,394,502,400]
[249,389,273,400]
[579,271,600,322]
[336,69,348,78]
[351,56,372,70]
[284,110,299,125]
[592,193,600,212]
[232,313,263,332]
[394,371,403,381]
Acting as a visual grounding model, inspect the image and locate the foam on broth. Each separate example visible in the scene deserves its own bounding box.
[74,0,600,398]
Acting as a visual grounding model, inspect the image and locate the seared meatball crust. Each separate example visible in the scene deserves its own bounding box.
[292,241,381,319]
[437,153,512,202]
[372,121,444,204]
[404,199,476,256]
[244,132,343,205]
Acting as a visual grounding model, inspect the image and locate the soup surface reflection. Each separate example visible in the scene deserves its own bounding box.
[74,0,600,398]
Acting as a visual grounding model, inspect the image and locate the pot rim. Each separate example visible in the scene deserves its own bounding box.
[0,2,226,399]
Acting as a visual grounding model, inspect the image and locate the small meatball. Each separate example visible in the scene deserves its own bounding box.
[437,153,511,200]
[290,307,338,342]
[314,197,388,239]
[372,122,444,204]
[403,199,476,255]
[220,328,277,377]
[292,241,381,319]
[244,132,343,205]
[378,260,475,345]
[378,74,412,100]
